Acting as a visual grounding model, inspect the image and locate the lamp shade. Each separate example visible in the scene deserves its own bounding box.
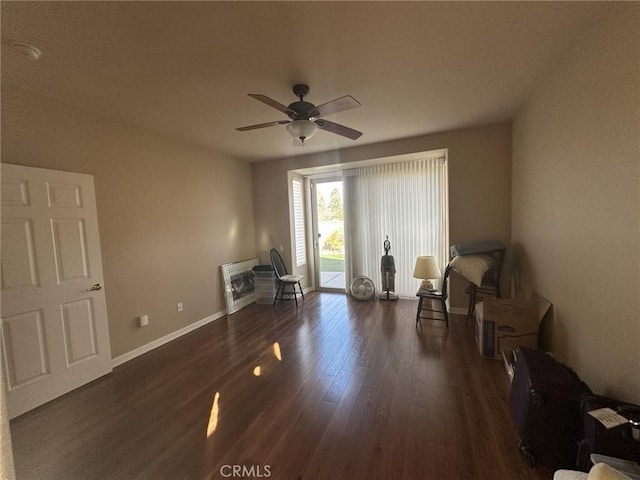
[413,256,441,280]
[286,119,318,143]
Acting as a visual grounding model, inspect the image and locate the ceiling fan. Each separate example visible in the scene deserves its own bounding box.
[236,84,362,144]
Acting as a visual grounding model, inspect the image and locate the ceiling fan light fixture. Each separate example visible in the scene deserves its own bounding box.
[237,85,362,142]
[286,119,317,143]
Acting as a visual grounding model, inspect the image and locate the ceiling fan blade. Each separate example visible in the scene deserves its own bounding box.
[316,119,363,140]
[312,95,361,118]
[236,120,290,131]
[248,94,296,116]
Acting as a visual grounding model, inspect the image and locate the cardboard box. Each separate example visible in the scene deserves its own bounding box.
[475,293,551,360]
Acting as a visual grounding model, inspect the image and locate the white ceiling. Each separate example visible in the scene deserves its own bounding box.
[0,1,612,162]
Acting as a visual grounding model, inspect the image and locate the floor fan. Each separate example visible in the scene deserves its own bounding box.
[350,276,375,300]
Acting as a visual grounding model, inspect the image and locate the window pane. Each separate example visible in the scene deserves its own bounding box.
[293,177,306,267]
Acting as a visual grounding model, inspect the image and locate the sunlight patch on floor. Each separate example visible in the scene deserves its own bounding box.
[206,392,221,437]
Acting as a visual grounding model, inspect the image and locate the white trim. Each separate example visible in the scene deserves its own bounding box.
[111,309,227,368]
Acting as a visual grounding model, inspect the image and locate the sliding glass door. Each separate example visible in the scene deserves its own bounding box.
[301,151,448,297]
[311,177,346,291]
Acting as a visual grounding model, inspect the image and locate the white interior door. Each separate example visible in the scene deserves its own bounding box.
[1,163,112,419]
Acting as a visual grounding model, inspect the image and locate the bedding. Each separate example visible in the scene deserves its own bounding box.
[449,254,495,287]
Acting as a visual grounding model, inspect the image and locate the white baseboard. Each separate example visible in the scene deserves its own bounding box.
[111,309,227,368]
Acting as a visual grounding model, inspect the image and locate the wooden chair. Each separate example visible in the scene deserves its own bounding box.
[416,264,452,328]
[270,248,304,307]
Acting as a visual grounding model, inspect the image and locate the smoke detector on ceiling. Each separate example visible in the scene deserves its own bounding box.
[10,42,42,60]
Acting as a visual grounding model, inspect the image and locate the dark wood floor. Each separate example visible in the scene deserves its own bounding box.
[10,292,553,480]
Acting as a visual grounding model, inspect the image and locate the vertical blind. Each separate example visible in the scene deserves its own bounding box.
[292,177,307,267]
[344,157,448,298]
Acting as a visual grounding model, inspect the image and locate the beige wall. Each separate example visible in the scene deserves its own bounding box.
[1,85,256,358]
[253,122,512,308]
[512,6,639,402]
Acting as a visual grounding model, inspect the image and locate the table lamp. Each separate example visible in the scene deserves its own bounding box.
[413,256,441,291]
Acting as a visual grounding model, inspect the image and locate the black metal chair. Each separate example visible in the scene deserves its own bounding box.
[270,248,304,307]
[416,264,452,328]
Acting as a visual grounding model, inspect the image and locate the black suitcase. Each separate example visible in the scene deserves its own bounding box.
[576,394,640,472]
[510,347,591,469]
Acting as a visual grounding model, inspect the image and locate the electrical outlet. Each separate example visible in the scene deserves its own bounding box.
[139,315,149,327]
[177,302,183,312]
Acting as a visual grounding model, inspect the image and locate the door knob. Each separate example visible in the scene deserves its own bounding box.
[87,283,103,291]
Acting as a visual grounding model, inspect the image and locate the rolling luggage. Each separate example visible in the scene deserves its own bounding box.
[509,347,591,469]
[576,394,640,472]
